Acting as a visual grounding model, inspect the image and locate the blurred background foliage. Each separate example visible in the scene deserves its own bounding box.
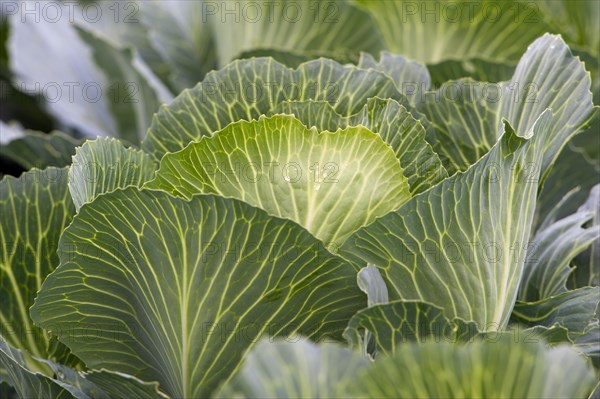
[0,0,597,194]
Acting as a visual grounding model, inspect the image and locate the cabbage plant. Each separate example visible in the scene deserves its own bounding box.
[1,2,599,399]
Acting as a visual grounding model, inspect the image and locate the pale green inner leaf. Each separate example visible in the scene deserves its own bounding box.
[146,115,411,248]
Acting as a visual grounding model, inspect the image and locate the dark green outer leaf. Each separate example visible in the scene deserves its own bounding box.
[340,111,554,328]
[0,337,82,399]
[512,287,599,340]
[537,116,600,228]
[31,189,365,398]
[344,301,481,356]
[0,168,75,362]
[519,208,599,301]
[570,185,600,288]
